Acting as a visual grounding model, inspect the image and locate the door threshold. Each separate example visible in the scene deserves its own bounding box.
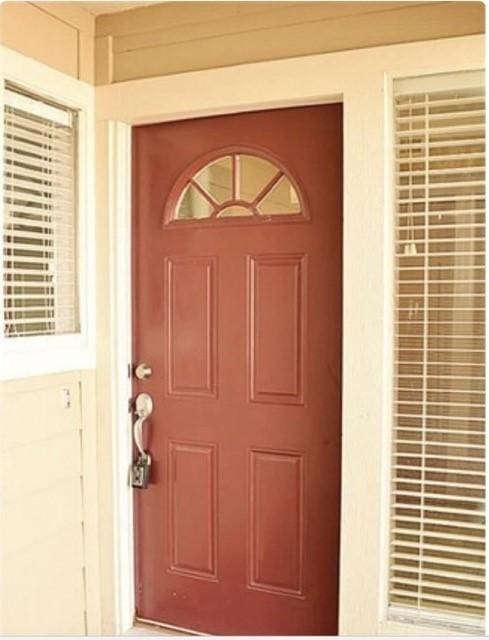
[133,617,206,636]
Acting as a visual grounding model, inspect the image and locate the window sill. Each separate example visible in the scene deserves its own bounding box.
[380,615,484,637]
[0,334,95,380]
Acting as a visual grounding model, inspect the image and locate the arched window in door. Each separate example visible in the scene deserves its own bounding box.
[165,150,307,224]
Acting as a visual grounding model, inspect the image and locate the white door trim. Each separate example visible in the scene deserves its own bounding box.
[95,34,485,636]
[96,120,134,633]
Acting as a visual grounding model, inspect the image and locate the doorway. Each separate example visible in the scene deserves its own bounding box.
[132,104,342,635]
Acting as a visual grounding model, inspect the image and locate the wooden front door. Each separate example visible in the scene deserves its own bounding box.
[132,105,342,635]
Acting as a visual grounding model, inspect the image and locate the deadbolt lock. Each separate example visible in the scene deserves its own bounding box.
[134,362,153,380]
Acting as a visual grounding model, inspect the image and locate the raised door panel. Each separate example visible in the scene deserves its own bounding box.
[248,449,304,597]
[168,442,218,580]
[165,257,217,397]
[248,254,306,404]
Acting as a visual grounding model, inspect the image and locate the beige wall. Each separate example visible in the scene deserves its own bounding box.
[0,1,95,83]
[0,4,99,633]
[0,371,100,634]
[0,2,485,636]
[94,1,485,84]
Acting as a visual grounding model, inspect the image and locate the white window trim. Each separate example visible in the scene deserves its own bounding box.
[386,69,486,634]
[0,46,95,380]
[95,35,485,636]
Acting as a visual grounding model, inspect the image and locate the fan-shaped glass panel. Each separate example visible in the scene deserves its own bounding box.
[257,175,301,215]
[217,205,252,218]
[237,155,278,202]
[177,183,214,219]
[194,155,233,204]
[173,152,304,221]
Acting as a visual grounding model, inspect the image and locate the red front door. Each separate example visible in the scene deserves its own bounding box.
[132,105,342,635]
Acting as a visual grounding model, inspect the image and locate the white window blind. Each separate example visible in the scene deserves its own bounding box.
[3,85,79,338]
[390,73,485,633]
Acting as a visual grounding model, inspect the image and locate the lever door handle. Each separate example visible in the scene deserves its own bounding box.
[131,393,154,489]
[133,393,153,457]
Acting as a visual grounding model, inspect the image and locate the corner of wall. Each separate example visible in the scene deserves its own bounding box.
[0,1,95,84]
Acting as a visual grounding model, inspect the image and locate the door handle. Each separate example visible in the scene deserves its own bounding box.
[131,393,154,489]
[134,362,153,380]
[133,392,153,456]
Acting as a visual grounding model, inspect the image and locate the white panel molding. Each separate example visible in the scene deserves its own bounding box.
[79,369,103,634]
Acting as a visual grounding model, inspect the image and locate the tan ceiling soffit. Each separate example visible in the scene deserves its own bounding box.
[65,1,163,16]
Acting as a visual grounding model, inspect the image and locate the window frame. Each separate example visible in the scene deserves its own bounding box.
[0,46,95,379]
[163,146,308,227]
[383,68,486,636]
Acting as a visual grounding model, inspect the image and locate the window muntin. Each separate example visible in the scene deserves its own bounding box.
[194,155,233,204]
[170,152,304,222]
[3,86,79,338]
[389,75,485,633]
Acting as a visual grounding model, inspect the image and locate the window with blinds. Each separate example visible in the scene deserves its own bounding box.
[390,72,486,632]
[3,85,79,338]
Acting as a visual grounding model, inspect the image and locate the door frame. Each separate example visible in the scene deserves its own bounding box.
[95,35,484,636]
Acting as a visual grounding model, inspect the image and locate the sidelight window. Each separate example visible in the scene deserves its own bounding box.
[389,71,486,633]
